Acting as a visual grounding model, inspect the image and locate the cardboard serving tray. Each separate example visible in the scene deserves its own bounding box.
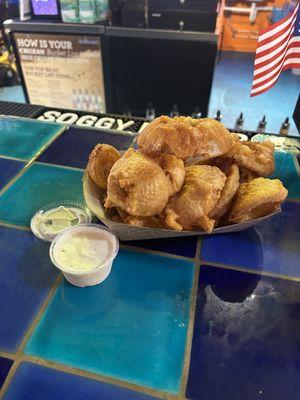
[83,173,280,241]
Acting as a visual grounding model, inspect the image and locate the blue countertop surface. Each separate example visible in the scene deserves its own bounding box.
[0,116,300,400]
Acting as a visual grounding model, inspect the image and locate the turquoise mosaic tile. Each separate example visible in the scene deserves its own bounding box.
[271,152,300,199]
[0,163,84,227]
[0,117,64,160]
[25,250,195,393]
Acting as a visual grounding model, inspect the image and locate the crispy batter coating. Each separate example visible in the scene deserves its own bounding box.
[229,177,288,223]
[137,116,231,160]
[226,140,275,176]
[87,144,120,189]
[123,215,164,228]
[154,154,185,195]
[164,165,226,233]
[105,149,170,217]
[210,163,240,219]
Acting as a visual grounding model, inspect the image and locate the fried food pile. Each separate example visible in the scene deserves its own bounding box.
[86,116,288,233]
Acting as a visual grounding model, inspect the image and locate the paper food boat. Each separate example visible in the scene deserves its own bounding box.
[83,173,280,241]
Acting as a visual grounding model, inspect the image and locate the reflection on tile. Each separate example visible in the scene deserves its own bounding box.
[0,163,84,227]
[3,362,158,400]
[0,158,25,190]
[186,266,300,400]
[38,127,135,169]
[0,117,64,160]
[25,250,194,393]
[0,226,58,352]
[0,357,13,389]
[201,202,300,278]
[271,152,300,199]
[125,236,198,258]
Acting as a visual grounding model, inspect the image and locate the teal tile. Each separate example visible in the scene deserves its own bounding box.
[25,250,195,393]
[0,163,84,227]
[0,117,64,160]
[271,152,300,199]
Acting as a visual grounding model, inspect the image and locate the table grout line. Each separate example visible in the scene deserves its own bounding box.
[1,217,300,283]
[34,161,85,172]
[179,238,201,398]
[0,350,16,360]
[17,355,172,400]
[0,274,63,400]
[200,260,300,282]
[120,244,195,262]
[0,359,21,399]
[0,160,32,197]
[25,125,67,165]
[0,125,67,198]
[0,155,27,162]
[0,222,31,231]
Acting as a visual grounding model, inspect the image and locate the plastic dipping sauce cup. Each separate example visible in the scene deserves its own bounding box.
[49,224,119,287]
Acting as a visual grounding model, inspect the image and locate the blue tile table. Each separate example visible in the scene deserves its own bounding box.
[0,117,300,400]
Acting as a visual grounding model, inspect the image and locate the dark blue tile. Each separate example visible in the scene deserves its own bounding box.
[0,158,25,190]
[0,357,13,389]
[0,226,58,352]
[38,126,135,169]
[201,201,300,278]
[186,265,300,400]
[3,362,158,400]
[125,236,198,258]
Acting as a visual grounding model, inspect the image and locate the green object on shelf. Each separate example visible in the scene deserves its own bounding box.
[94,0,108,22]
[60,0,80,23]
[79,0,96,23]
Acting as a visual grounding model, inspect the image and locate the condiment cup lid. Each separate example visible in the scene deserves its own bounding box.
[49,223,119,275]
[30,201,92,242]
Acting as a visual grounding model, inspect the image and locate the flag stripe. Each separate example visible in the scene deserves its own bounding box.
[251,57,300,93]
[251,4,300,97]
[253,48,300,83]
[256,15,297,54]
[257,13,298,48]
[254,34,299,66]
[254,27,295,63]
[254,42,300,76]
[258,4,299,41]
[254,38,300,70]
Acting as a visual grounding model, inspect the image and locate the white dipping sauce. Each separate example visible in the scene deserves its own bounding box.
[52,226,116,273]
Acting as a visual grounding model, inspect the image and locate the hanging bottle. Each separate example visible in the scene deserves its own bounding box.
[257,115,267,134]
[191,107,201,119]
[170,104,179,117]
[279,117,290,136]
[234,113,244,131]
[214,110,222,122]
[145,102,155,120]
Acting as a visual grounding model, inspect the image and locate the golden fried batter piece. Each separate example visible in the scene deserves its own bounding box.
[229,177,288,223]
[123,215,164,228]
[164,165,226,233]
[137,116,231,160]
[226,140,275,176]
[154,154,185,195]
[87,144,120,190]
[210,163,240,219]
[105,149,171,217]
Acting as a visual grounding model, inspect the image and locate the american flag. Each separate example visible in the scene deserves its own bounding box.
[251,2,300,97]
